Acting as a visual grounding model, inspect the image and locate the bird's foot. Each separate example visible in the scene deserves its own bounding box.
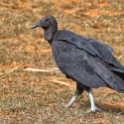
[64,103,72,108]
[56,103,72,108]
[56,104,63,107]
[56,104,71,108]
[85,107,102,114]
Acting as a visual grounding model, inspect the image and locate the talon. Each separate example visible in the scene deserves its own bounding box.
[64,104,71,108]
[56,104,64,107]
[85,107,102,114]
[56,103,71,108]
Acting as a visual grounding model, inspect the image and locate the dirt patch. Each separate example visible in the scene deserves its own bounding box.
[52,0,80,3]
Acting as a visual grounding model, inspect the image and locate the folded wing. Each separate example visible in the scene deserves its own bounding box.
[52,37,124,92]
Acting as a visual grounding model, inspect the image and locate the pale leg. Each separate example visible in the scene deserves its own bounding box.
[64,90,82,108]
[85,88,102,113]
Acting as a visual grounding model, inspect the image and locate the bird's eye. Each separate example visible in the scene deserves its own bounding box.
[45,19,49,22]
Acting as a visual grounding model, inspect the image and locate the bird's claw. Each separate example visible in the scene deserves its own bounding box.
[56,103,71,108]
[64,104,71,108]
[85,107,102,114]
[56,104,63,107]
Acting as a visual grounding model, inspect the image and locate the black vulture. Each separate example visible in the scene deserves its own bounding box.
[31,15,124,113]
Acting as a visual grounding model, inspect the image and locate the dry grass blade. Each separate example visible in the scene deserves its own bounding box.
[52,79,72,87]
[23,67,59,72]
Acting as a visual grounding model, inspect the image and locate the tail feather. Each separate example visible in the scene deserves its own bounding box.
[112,67,124,80]
[112,68,124,73]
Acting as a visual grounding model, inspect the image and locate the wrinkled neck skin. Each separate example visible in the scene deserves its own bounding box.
[44,27,57,44]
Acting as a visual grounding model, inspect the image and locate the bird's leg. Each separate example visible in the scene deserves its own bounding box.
[85,88,102,113]
[64,90,82,108]
[64,84,83,108]
[56,83,83,108]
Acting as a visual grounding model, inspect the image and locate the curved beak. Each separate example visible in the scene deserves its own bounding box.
[30,21,41,29]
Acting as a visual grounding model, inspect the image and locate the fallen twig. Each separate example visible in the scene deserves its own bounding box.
[23,67,59,72]
[52,79,72,87]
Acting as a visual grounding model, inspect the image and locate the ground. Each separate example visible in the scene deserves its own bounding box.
[0,0,124,123]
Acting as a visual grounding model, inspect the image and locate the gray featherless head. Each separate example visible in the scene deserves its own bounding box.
[31,15,58,30]
[31,15,58,41]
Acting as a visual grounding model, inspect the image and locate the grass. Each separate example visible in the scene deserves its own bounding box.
[0,0,124,123]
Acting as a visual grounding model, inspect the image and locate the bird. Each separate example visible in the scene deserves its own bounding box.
[31,15,124,113]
